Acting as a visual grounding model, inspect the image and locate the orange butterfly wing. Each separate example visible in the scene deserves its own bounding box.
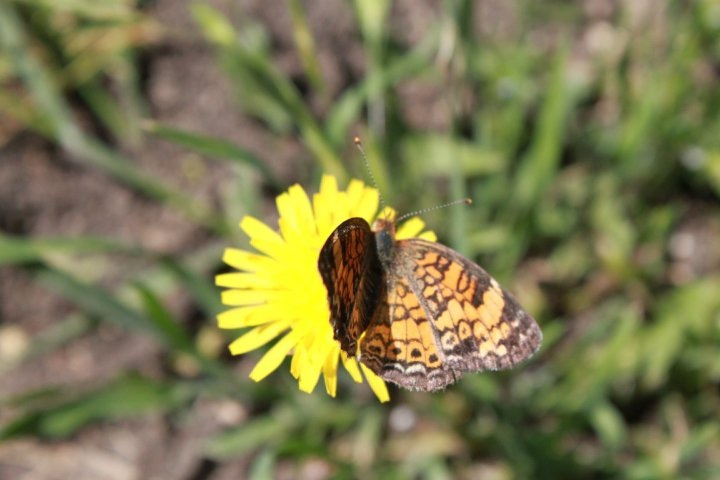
[359,238,542,391]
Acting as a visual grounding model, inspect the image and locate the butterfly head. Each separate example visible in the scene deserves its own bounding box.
[371,215,396,237]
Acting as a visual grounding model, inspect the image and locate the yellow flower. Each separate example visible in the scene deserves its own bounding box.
[215,174,436,402]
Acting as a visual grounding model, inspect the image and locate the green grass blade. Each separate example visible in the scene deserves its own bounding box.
[0,233,142,266]
[352,0,392,135]
[511,45,573,215]
[287,0,324,92]
[133,283,196,354]
[248,449,277,480]
[133,282,228,378]
[325,29,439,146]
[205,407,298,458]
[0,374,190,440]
[36,266,160,338]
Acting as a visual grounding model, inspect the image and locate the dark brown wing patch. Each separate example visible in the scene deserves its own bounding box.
[318,218,384,355]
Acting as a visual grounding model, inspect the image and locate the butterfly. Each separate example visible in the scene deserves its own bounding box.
[317,213,542,392]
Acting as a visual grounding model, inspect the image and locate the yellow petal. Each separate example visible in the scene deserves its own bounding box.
[396,217,425,239]
[346,179,366,207]
[322,343,340,397]
[276,184,315,242]
[240,216,284,245]
[351,188,379,222]
[314,176,340,238]
[221,289,277,306]
[275,192,297,240]
[376,206,396,223]
[288,184,316,234]
[342,354,363,383]
[298,356,322,393]
[418,231,437,242]
[249,331,297,381]
[361,364,390,403]
[222,248,276,272]
[314,196,335,240]
[249,237,289,262]
[228,320,291,355]
[215,272,275,289]
[319,174,339,197]
[289,341,305,379]
[217,304,287,329]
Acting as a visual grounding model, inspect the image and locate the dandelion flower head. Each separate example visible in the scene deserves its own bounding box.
[216,175,436,402]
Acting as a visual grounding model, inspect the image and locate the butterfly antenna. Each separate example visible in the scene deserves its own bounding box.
[396,198,472,223]
[354,136,386,212]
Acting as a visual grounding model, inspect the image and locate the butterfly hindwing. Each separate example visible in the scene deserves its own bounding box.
[359,276,450,391]
[359,238,542,391]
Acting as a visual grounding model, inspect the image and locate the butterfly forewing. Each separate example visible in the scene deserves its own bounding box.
[318,218,384,355]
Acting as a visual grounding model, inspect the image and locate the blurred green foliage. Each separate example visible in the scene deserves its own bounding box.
[1,0,719,478]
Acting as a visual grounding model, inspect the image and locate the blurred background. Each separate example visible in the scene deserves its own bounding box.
[1,0,720,478]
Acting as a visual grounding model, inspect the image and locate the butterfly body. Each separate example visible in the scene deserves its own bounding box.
[318,216,542,392]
